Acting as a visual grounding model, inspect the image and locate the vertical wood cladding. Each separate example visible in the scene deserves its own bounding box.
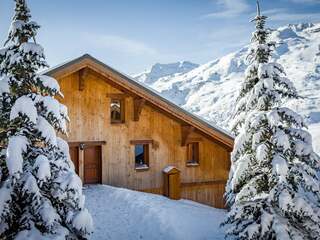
[57,71,231,208]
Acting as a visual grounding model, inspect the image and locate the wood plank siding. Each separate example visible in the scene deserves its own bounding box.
[46,55,234,209]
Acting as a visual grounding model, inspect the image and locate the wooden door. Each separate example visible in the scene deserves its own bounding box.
[69,146,79,174]
[168,174,181,200]
[84,146,102,184]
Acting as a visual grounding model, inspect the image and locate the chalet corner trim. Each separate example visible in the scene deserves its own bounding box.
[43,54,234,149]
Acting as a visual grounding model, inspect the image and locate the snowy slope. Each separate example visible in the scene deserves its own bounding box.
[133,61,199,85]
[134,23,320,153]
[84,185,226,240]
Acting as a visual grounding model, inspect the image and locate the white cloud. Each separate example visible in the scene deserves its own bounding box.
[264,8,320,22]
[288,0,320,3]
[206,25,251,47]
[84,34,158,56]
[203,0,250,18]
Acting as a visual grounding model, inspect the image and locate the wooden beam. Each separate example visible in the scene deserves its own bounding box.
[106,93,129,99]
[68,141,106,148]
[79,68,89,91]
[133,98,146,121]
[130,140,154,145]
[181,125,195,147]
[129,139,158,149]
[186,137,203,144]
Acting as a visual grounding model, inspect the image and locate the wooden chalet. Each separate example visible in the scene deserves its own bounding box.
[44,54,234,209]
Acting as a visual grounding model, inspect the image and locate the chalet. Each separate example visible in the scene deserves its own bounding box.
[44,54,234,209]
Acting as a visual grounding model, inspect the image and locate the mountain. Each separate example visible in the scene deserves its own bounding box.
[133,61,199,84]
[133,23,320,153]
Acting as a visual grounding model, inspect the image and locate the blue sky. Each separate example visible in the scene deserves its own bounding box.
[0,0,320,74]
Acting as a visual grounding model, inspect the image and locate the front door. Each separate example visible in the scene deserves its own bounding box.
[84,146,102,184]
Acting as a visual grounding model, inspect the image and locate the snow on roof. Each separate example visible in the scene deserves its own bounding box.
[42,54,234,142]
[163,165,179,173]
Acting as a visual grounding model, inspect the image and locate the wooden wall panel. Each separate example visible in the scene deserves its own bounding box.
[181,182,226,209]
[57,71,231,208]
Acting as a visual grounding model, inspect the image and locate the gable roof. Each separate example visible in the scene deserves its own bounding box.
[43,54,234,149]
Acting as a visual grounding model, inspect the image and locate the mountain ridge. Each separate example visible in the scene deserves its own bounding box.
[133,61,199,84]
[133,23,320,153]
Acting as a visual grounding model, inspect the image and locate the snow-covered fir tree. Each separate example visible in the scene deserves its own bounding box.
[0,0,93,239]
[224,1,320,239]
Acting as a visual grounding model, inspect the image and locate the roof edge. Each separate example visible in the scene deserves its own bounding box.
[43,54,235,147]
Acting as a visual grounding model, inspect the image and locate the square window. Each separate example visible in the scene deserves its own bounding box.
[135,144,149,169]
[111,99,125,123]
[186,142,199,165]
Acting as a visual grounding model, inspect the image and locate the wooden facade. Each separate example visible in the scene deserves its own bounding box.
[45,54,234,209]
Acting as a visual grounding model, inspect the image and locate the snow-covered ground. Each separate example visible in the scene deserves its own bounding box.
[84,185,226,240]
[134,23,320,154]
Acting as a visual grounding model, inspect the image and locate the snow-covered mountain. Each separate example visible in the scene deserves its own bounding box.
[133,23,320,153]
[133,61,199,84]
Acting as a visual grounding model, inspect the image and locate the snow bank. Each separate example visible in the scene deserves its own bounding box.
[85,185,226,240]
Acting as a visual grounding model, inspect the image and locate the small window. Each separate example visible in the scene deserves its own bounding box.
[135,144,149,170]
[111,99,124,123]
[186,142,199,166]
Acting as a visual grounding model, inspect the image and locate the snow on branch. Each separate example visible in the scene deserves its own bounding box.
[0,76,10,94]
[34,155,51,182]
[6,136,29,176]
[36,116,57,146]
[10,95,38,124]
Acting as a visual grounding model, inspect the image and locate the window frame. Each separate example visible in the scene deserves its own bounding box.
[186,142,200,167]
[110,98,125,124]
[134,143,150,170]
[130,140,153,171]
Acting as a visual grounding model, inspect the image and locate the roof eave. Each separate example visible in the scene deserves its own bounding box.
[43,54,235,149]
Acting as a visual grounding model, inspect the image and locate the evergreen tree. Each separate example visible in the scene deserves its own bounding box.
[224,1,320,239]
[0,0,93,239]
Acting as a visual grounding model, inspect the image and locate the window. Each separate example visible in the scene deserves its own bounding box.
[110,99,124,123]
[135,144,149,169]
[186,142,199,166]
